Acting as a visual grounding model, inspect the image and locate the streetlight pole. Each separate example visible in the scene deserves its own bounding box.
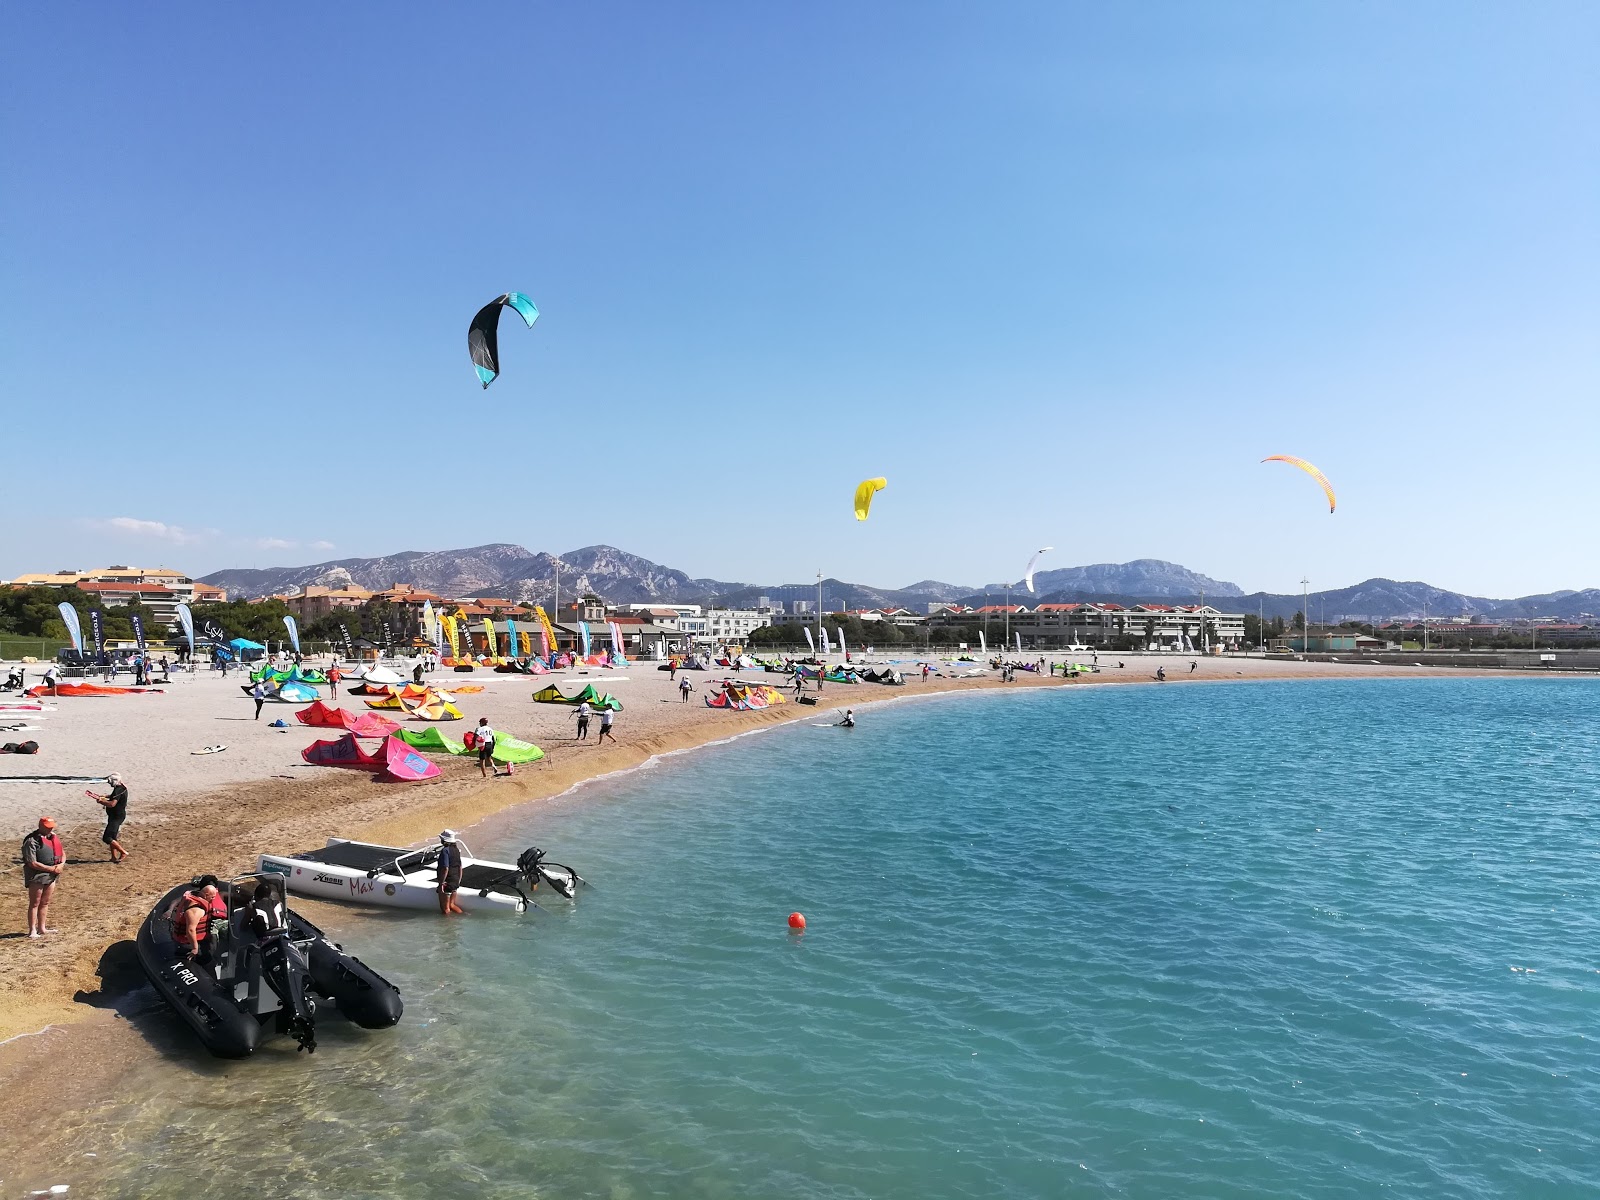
[1005,581,1011,651]
[816,570,823,660]
[1301,577,1310,653]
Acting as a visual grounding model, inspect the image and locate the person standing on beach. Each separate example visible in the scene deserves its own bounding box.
[474,717,503,778]
[922,663,930,683]
[668,660,677,682]
[436,830,465,915]
[680,677,693,703]
[327,662,341,698]
[598,707,616,744]
[575,700,592,740]
[89,774,129,863]
[250,678,271,719]
[23,816,64,938]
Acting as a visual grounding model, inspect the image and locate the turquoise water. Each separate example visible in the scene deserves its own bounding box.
[47,679,1600,1198]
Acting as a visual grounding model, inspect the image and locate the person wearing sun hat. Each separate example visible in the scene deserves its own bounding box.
[23,816,65,938]
[435,830,465,916]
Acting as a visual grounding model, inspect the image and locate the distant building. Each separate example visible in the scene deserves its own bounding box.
[9,565,217,625]
[284,584,374,623]
[704,608,774,643]
[935,602,1246,649]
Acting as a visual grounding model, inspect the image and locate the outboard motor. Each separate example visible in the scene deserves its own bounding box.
[259,931,318,1053]
[517,847,582,899]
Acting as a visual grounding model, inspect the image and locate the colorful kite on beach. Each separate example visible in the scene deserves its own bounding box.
[1023,547,1053,593]
[468,291,540,388]
[853,477,888,521]
[1261,456,1336,513]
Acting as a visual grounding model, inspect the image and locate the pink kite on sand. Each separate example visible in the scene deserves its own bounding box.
[301,732,439,781]
[383,736,440,781]
[296,701,400,738]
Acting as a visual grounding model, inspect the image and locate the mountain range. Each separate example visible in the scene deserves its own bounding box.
[199,546,1600,623]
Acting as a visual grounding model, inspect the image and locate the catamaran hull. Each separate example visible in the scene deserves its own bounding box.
[257,852,526,914]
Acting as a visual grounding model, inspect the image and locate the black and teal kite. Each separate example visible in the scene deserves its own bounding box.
[468,291,539,387]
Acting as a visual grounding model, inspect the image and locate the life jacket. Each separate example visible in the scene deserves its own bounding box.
[169,890,224,944]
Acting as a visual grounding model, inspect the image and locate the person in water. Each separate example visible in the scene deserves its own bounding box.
[436,830,465,916]
[838,709,855,727]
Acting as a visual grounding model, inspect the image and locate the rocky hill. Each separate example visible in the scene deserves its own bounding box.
[200,548,1600,623]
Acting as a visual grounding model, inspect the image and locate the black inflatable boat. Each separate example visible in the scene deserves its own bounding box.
[136,872,403,1058]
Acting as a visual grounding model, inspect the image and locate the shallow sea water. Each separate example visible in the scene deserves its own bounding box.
[33,679,1600,1198]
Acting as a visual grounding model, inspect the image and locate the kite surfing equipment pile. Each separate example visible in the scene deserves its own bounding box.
[296,701,401,738]
[1,740,40,754]
[398,726,545,765]
[258,838,584,915]
[242,680,320,704]
[301,733,441,781]
[859,666,905,685]
[531,683,624,711]
[360,685,464,721]
[705,681,788,710]
[250,664,328,686]
[137,872,402,1058]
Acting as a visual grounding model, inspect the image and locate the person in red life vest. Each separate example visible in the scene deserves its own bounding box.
[170,875,226,966]
[22,816,64,938]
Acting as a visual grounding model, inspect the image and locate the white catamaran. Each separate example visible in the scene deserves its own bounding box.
[258,838,585,914]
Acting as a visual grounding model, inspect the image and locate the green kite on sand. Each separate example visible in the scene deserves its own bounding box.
[397,726,545,764]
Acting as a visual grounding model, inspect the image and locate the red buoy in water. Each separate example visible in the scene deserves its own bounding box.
[788,911,806,931]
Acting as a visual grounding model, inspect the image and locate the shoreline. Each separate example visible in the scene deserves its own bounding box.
[0,658,1570,1166]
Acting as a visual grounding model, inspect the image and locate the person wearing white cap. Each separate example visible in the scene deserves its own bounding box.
[89,773,130,863]
[436,830,465,916]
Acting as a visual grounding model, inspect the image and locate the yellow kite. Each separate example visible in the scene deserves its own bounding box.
[1261,456,1336,513]
[853,477,888,521]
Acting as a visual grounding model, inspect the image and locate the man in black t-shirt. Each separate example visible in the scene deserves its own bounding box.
[90,773,129,863]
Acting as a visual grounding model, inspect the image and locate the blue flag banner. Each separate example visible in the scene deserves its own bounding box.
[579,621,592,659]
[175,604,195,656]
[283,615,300,654]
[131,614,146,653]
[57,602,83,653]
[90,609,105,657]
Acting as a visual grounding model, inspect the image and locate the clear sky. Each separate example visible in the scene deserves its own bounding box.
[5,4,1595,597]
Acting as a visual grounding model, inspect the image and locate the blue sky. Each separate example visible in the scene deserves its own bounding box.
[4,4,1595,597]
